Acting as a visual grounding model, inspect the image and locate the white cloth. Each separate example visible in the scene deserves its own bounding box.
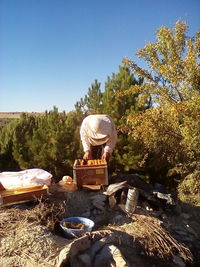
[80,114,117,153]
[0,168,52,190]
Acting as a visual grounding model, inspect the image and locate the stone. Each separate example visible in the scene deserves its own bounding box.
[180,213,191,220]
[93,244,128,267]
[173,255,186,267]
[70,257,84,267]
[92,200,106,211]
[92,209,98,215]
[90,239,107,260]
[188,221,200,238]
[142,201,153,212]
[78,252,92,267]
[92,244,116,267]
[109,174,153,192]
[81,211,91,217]
[104,181,127,196]
[112,214,125,225]
[96,209,102,215]
[93,214,108,228]
[153,191,176,205]
[92,198,105,205]
[110,244,129,267]
[108,195,117,208]
[90,194,107,202]
[185,224,199,238]
[56,246,71,267]
[56,235,91,266]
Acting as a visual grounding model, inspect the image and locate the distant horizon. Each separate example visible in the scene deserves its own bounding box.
[0,110,65,114]
[0,110,68,113]
[0,111,44,113]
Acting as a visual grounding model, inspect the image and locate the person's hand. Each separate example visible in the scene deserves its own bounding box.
[83,150,92,160]
[101,152,110,162]
[0,182,5,191]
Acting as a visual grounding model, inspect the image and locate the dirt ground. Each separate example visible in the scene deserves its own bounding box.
[0,184,199,267]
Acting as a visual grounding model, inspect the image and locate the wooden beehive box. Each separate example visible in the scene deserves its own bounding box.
[0,185,49,206]
[73,159,108,189]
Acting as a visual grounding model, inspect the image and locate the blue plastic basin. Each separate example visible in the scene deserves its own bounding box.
[60,217,95,239]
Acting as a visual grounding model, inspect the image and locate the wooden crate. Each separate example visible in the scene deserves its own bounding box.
[73,159,108,188]
[0,185,49,206]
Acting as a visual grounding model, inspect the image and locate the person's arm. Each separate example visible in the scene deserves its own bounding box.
[103,120,117,154]
[102,119,117,160]
[0,182,5,191]
[101,151,110,161]
[83,150,92,160]
[80,118,92,159]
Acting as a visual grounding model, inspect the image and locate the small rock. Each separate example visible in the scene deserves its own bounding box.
[111,244,129,267]
[112,215,124,225]
[146,206,153,211]
[109,195,117,208]
[92,200,106,211]
[112,214,131,225]
[92,199,105,207]
[92,244,116,267]
[90,194,107,202]
[90,239,107,260]
[94,214,108,227]
[56,246,71,267]
[93,209,98,215]
[96,209,102,215]
[142,201,153,212]
[153,191,175,205]
[160,213,168,220]
[180,213,191,220]
[81,211,91,217]
[173,256,186,267]
[93,244,128,267]
[105,181,127,196]
[188,221,200,238]
[185,224,199,238]
[78,252,91,267]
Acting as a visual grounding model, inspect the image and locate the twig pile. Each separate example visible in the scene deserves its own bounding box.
[107,214,193,263]
[0,199,68,266]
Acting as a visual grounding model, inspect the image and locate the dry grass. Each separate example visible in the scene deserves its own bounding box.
[0,198,66,236]
[106,214,193,263]
[0,112,44,119]
[0,113,22,119]
[0,188,94,266]
[0,198,70,266]
[0,112,44,128]
[0,190,194,266]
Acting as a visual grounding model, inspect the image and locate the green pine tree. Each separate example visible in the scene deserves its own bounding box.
[75,79,103,115]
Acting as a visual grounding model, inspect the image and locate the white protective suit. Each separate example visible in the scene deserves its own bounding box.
[80,114,117,154]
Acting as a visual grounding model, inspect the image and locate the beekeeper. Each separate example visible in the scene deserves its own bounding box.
[80,114,117,161]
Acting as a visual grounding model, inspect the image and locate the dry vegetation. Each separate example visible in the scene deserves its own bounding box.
[0,113,20,128]
[0,112,44,119]
[0,188,194,267]
[0,197,69,266]
[0,113,22,119]
[0,112,44,127]
[107,215,193,262]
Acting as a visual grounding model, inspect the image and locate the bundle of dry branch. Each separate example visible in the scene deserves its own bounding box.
[0,199,69,266]
[107,214,193,263]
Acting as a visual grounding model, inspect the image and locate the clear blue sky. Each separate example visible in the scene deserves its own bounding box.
[0,0,199,112]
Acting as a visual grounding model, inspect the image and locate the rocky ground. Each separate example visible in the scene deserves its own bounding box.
[0,174,200,266]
